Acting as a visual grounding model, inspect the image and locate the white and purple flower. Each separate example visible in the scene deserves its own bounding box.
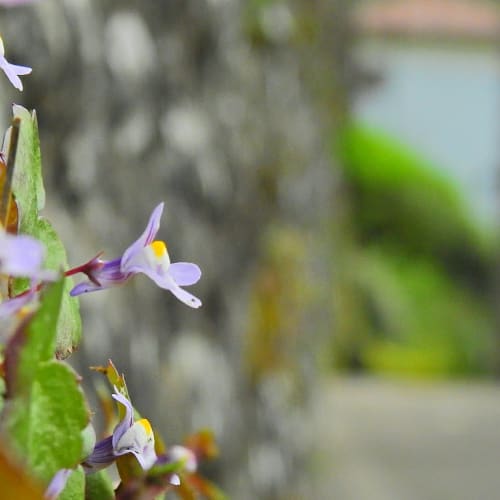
[83,389,157,472]
[69,202,202,308]
[45,389,157,499]
[45,386,200,499]
[0,36,31,91]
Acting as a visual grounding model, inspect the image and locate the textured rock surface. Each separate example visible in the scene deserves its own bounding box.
[0,1,345,497]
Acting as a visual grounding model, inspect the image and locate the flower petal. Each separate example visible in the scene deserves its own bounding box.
[168,262,201,286]
[69,281,102,296]
[44,468,72,500]
[111,390,135,448]
[115,419,157,470]
[166,445,198,473]
[170,474,181,486]
[166,280,202,309]
[123,446,157,470]
[121,203,164,271]
[82,436,115,472]
[126,263,202,308]
[0,290,34,319]
[7,62,31,75]
[0,232,44,277]
[0,55,31,91]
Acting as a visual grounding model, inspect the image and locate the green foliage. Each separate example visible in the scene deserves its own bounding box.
[354,249,493,377]
[3,280,89,483]
[332,124,495,377]
[31,219,82,358]
[337,124,491,274]
[84,470,115,500]
[59,467,85,500]
[28,363,88,478]
[9,105,81,357]
[10,105,45,230]
[0,100,221,498]
[7,279,66,398]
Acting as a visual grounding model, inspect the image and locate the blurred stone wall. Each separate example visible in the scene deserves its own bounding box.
[0,1,348,497]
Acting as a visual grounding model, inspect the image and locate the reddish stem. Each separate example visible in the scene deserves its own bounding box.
[64,252,104,278]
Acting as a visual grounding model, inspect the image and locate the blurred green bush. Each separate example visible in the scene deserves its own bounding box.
[332,124,494,377]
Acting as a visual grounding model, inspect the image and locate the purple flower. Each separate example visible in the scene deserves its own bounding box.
[0,230,56,320]
[0,230,54,280]
[0,36,31,91]
[83,389,157,472]
[70,202,202,308]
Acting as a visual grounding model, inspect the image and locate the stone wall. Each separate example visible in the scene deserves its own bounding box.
[0,1,348,497]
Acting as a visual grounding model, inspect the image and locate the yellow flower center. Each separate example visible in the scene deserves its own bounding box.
[137,418,153,437]
[150,240,167,258]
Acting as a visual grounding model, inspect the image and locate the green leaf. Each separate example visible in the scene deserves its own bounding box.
[31,218,82,358]
[9,105,44,230]
[7,279,65,396]
[8,105,81,357]
[3,280,89,484]
[59,466,85,500]
[80,424,96,462]
[28,362,88,480]
[85,470,115,500]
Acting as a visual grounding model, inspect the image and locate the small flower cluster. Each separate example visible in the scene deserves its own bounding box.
[46,367,212,500]
[1,199,215,498]
[0,199,208,498]
[0,195,214,499]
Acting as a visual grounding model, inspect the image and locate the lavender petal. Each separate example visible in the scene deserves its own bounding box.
[168,262,201,286]
[111,391,135,447]
[0,291,33,319]
[44,468,72,500]
[0,233,44,277]
[121,203,164,271]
